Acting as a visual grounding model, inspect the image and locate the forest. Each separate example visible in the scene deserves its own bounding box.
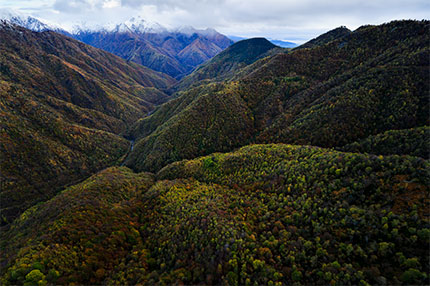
[0,20,429,285]
[1,145,429,285]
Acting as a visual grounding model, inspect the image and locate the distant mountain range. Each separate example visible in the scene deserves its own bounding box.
[0,8,55,32]
[0,9,298,78]
[268,39,298,48]
[229,35,298,48]
[72,20,233,79]
[0,9,233,79]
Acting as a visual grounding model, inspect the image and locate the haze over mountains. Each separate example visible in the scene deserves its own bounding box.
[0,9,429,286]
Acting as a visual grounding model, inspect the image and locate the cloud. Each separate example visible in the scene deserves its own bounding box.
[121,0,226,10]
[120,0,430,41]
[53,0,123,13]
[103,0,120,9]
[3,0,429,42]
[53,0,89,13]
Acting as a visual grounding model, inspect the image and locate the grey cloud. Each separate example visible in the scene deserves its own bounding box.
[53,0,90,13]
[118,0,429,30]
[53,0,115,13]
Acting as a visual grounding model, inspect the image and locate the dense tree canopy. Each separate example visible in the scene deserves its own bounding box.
[127,20,429,173]
[2,145,429,285]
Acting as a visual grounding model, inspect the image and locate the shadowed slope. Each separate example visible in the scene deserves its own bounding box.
[127,20,429,173]
[0,22,174,224]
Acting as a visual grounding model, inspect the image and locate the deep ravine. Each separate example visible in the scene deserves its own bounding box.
[120,139,135,166]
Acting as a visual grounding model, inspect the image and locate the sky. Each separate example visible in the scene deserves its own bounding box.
[1,0,429,43]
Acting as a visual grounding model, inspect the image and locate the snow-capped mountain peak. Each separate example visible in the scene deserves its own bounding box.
[0,8,54,32]
[199,28,219,37]
[113,23,132,33]
[174,25,220,37]
[125,16,167,34]
[0,9,221,38]
[70,20,116,34]
[175,25,199,35]
[70,16,168,34]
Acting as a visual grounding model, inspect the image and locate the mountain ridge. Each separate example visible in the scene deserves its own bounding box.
[71,27,233,79]
[0,22,174,225]
[170,37,283,92]
[0,10,234,79]
[126,20,429,173]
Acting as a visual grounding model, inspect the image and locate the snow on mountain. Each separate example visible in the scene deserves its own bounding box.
[174,25,199,35]
[125,16,168,34]
[71,18,223,37]
[0,8,224,38]
[0,8,57,32]
[71,17,168,35]
[112,23,133,33]
[198,28,219,37]
[174,26,221,37]
[70,20,117,34]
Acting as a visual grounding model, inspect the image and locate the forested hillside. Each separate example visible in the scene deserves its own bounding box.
[172,38,282,92]
[340,126,430,158]
[126,20,429,173]
[1,145,428,285]
[0,22,174,225]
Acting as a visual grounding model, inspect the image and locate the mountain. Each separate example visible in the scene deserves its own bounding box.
[125,16,168,34]
[0,11,234,79]
[340,126,430,158]
[296,26,351,50]
[1,144,428,285]
[0,8,52,32]
[70,17,233,79]
[172,38,283,92]
[0,8,70,35]
[125,20,429,173]
[229,35,298,48]
[0,22,175,225]
[228,35,247,42]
